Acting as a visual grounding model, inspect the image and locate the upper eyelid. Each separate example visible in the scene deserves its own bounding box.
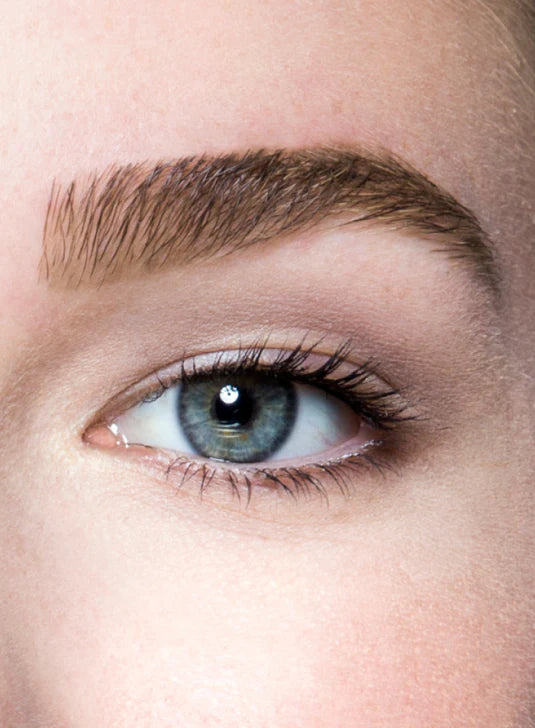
[85,340,412,436]
[87,340,359,419]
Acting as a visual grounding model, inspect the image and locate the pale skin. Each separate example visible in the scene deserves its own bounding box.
[0,1,534,726]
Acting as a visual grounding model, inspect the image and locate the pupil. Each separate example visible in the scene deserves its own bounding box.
[213,384,254,426]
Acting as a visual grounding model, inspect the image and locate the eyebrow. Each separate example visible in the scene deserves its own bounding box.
[40,147,500,294]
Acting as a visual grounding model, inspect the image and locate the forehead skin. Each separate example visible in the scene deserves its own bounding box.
[0,0,533,361]
[0,1,534,726]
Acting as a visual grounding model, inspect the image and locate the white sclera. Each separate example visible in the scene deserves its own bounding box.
[268,383,359,460]
[112,382,361,462]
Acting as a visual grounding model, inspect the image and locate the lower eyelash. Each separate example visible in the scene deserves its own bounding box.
[159,440,395,505]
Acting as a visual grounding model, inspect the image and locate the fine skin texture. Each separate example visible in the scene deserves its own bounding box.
[0,1,534,726]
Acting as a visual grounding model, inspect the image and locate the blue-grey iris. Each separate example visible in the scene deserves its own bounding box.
[178,373,297,462]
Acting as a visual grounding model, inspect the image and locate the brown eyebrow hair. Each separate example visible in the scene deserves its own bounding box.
[40,147,500,294]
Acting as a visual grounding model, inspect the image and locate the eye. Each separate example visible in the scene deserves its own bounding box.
[108,370,363,464]
[85,341,413,502]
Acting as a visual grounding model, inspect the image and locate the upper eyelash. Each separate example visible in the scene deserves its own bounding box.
[142,337,412,431]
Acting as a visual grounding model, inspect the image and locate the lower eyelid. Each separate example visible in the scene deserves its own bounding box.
[83,418,394,504]
[91,438,392,504]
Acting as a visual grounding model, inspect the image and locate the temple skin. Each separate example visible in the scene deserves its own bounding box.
[0,1,534,727]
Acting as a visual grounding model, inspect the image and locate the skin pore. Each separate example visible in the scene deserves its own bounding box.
[0,1,534,726]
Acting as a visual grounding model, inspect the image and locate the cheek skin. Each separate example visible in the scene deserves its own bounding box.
[2,459,532,728]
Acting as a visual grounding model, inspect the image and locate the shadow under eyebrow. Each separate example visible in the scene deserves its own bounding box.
[40,146,500,296]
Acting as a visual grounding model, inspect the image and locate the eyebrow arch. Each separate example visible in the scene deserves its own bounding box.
[40,147,500,295]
